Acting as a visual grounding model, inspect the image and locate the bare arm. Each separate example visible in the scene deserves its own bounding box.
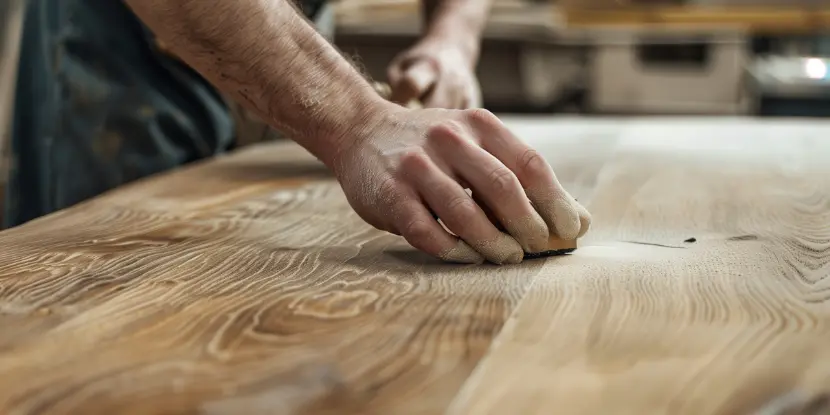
[123,0,394,168]
[420,0,495,63]
[124,0,591,265]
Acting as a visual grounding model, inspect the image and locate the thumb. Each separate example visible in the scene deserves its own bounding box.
[390,59,437,105]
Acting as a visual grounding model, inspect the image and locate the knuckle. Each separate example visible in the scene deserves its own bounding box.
[518,148,548,180]
[398,150,430,173]
[401,218,433,247]
[376,175,399,198]
[465,108,500,127]
[427,121,466,145]
[487,166,519,196]
[443,196,477,232]
[375,175,405,210]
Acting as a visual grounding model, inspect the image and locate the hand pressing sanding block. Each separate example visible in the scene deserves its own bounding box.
[429,202,578,260]
[482,202,577,259]
[373,82,578,260]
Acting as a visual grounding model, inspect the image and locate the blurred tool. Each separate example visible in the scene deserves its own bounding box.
[372,81,422,109]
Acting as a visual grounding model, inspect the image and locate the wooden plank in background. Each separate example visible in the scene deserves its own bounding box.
[561,6,830,34]
[0,117,829,413]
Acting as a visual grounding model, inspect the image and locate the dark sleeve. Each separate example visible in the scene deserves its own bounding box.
[4,0,235,228]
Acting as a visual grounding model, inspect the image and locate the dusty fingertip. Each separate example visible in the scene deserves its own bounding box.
[439,240,485,264]
[504,212,550,253]
[503,250,524,265]
[525,187,580,241]
[475,233,524,265]
[550,197,581,240]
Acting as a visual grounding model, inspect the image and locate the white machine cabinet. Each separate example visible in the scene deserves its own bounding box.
[589,28,750,115]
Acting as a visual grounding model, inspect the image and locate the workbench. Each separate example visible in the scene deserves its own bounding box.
[1,116,830,414]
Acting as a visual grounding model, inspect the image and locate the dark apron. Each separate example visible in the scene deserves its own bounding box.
[5,0,326,228]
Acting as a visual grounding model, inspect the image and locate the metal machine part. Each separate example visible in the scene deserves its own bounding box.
[749,55,830,116]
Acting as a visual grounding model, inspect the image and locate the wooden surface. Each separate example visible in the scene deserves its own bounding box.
[561,5,830,34]
[334,0,570,41]
[2,116,830,414]
[336,0,830,37]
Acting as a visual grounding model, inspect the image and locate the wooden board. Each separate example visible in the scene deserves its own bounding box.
[334,0,569,41]
[561,6,830,34]
[1,117,830,414]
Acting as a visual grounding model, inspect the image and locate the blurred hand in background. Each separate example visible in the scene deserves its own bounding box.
[387,37,482,109]
[386,0,492,109]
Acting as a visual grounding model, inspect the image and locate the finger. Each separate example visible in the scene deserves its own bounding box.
[459,83,482,109]
[387,59,404,86]
[393,198,484,264]
[390,59,437,105]
[430,123,550,253]
[575,200,592,238]
[422,82,464,109]
[400,151,524,265]
[465,109,590,240]
[468,87,483,109]
[372,82,393,100]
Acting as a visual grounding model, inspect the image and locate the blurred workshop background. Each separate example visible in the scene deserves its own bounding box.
[331,0,830,117]
[3,0,830,149]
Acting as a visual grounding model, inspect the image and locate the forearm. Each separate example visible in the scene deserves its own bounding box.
[421,0,494,62]
[124,0,391,167]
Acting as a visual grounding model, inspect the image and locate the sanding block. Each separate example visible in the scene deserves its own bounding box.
[524,236,577,259]
[372,82,423,109]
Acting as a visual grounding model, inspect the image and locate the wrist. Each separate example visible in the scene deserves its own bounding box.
[421,28,481,68]
[420,32,480,70]
[298,88,401,171]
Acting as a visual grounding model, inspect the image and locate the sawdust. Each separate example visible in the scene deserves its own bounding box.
[503,212,550,254]
[526,188,587,240]
[439,240,485,264]
[472,233,524,265]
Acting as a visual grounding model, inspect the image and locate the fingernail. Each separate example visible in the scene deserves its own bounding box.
[439,240,485,264]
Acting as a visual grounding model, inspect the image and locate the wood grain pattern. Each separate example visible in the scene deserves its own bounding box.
[2,117,830,414]
[449,118,830,415]
[0,142,544,415]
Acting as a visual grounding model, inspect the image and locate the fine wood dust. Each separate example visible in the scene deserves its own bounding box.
[439,240,485,264]
[471,233,524,265]
[526,187,589,241]
[503,212,551,254]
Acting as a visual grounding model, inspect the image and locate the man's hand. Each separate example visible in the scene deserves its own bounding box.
[124,0,589,265]
[387,39,482,109]
[332,106,591,265]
